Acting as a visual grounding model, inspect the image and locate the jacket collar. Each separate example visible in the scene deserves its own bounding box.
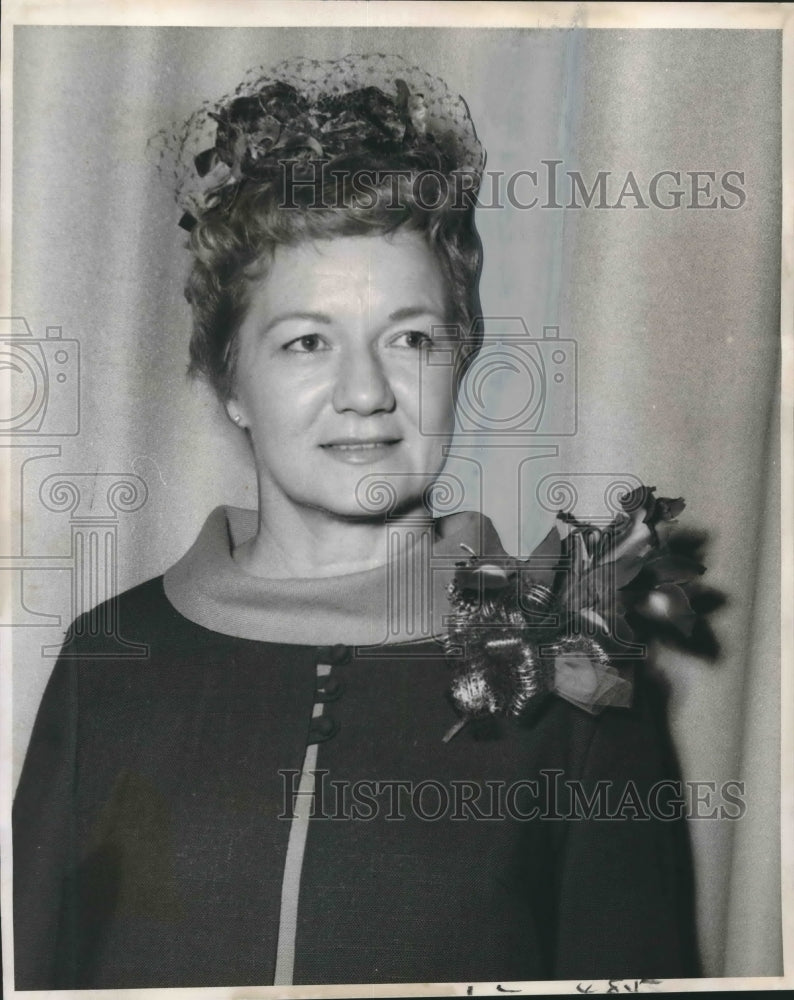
[163,505,507,646]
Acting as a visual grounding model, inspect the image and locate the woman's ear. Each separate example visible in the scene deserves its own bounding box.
[224,397,247,429]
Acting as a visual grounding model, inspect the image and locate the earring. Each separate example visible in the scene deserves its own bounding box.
[233,415,242,425]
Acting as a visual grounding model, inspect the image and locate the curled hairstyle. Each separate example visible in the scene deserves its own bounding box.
[184,153,484,402]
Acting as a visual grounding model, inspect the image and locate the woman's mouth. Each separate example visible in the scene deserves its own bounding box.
[320,439,402,464]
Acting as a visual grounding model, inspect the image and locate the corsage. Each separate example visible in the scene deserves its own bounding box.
[442,485,705,741]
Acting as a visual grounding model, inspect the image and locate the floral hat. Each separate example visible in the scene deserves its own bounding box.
[150,53,486,230]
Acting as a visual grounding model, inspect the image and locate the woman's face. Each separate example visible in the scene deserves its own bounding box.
[227,230,458,519]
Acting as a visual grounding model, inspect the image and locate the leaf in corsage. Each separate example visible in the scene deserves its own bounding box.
[597,485,685,566]
[521,524,563,590]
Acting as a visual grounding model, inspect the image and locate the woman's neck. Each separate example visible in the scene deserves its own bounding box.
[231,496,433,579]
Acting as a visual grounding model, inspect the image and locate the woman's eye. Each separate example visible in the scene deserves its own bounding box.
[393,330,433,350]
[283,334,328,353]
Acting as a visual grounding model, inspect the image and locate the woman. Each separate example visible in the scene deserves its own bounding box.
[13,55,698,989]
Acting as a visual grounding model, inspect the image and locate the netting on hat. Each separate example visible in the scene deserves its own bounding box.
[149,53,485,229]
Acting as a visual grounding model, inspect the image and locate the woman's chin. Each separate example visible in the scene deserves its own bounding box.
[300,450,444,516]
[286,479,437,522]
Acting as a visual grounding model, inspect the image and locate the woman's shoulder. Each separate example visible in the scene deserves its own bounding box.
[60,573,237,661]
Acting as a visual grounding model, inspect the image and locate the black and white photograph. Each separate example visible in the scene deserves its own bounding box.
[1,2,790,995]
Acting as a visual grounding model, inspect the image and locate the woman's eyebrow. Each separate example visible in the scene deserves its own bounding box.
[261,311,333,335]
[260,307,445,337]
[387,307,445,323]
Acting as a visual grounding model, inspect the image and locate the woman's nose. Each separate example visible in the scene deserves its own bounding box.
[332,346,396,415]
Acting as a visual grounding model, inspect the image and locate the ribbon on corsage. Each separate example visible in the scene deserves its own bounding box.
[442,485,705,740]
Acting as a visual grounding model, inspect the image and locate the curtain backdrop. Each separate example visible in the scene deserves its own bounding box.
[9,25,782,979]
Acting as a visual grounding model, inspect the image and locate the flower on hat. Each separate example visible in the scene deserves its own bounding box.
[149,55,486,231]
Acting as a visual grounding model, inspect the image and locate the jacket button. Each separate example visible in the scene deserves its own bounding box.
[315,677,344,702]
[307,715,339,745]
[316,644,351,665]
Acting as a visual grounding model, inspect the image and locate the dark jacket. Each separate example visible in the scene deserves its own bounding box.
[13,574,698,989]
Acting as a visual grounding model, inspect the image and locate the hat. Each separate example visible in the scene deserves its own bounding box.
[150,53,486,230]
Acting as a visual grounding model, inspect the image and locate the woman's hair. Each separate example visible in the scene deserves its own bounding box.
[184,151,484,401]
[152,59,487,401]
